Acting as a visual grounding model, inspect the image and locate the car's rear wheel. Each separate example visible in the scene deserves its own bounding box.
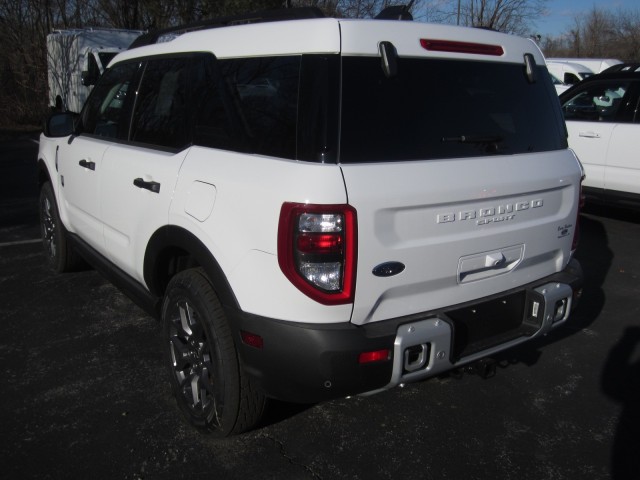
[162,268,265,436]
[39,181,83,273]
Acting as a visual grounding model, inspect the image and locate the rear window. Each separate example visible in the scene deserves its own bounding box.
[339,57,567,163]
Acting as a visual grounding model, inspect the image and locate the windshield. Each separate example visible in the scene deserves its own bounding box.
[339,57,567,163]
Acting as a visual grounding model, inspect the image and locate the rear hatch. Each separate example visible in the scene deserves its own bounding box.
[336,21,582,325]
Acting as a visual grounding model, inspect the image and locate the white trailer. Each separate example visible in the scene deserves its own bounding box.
[47,28,143,113]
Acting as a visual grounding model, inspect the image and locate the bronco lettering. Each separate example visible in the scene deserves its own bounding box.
[437,199,543,224]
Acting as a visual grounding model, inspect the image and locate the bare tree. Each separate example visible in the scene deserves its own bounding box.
[541,6,640,63]
[454,0,547,35]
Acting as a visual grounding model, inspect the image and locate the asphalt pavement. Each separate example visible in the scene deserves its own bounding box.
[1,133,639,479]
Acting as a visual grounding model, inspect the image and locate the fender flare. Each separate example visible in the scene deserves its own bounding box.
[144,225,239,311]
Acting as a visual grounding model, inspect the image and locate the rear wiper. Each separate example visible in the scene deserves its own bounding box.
[442,134,504,144]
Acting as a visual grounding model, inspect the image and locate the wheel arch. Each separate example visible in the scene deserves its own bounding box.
[37,158,53,188]
[144,225,239,312]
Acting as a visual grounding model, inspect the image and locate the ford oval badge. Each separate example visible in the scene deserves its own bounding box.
[372,261,405,277]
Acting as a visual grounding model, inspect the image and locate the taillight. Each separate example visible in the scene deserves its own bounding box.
[278,203,357,305]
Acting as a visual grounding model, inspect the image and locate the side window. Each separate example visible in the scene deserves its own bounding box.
[193,55,300,159]
[192,55,243,152]
[562,81,630,122]
[130,57,191,150]
[80,61,139,139]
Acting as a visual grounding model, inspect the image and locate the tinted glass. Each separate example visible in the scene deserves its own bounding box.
[130,57,191,150]
[80,61,139,139]
[562,81,631,122]
[215,56,300,158]
[339,58,567,163]
[193,55,332,162]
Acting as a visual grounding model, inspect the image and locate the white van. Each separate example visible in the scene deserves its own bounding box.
[546,60,594,85]
[47,28,143,113]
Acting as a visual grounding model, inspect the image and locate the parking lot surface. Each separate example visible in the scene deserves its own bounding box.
[1,134,639,479]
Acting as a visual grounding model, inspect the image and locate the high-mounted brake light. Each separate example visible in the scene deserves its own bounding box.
[278,203,357,305]
[420,39,504,56]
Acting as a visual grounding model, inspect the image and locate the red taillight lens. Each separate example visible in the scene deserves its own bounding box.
[278,203,357,305]
[297,233,343,254]
[420,39,504,56]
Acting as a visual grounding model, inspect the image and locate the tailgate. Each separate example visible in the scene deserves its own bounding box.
[342,151,582,325]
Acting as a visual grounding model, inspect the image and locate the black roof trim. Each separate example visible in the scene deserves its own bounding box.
[601,63,640,74]
[129,7,325,49]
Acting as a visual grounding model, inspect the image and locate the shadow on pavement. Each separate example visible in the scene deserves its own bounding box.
[601,326,640,478]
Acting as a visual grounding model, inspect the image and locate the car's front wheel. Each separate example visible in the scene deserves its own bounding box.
[39,181,83,273]
[162,268,266,436]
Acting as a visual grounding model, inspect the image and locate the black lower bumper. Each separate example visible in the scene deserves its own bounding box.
[226,258,583,404]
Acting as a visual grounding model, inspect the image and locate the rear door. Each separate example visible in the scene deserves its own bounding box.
[100,56,193,282]
[336,35,581,325]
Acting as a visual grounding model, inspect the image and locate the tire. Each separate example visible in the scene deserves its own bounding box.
[162,268,266,436]
[39,182,83,273]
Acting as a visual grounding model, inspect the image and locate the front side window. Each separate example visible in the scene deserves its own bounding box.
[562,81,631,122]
[79,61,139,139]
[339,57,566,163]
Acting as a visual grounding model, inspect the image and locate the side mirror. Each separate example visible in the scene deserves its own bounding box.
[44,112,77,137]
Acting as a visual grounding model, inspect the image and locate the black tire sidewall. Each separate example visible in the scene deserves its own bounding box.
[39,182,66,273]
[161,269,242,436]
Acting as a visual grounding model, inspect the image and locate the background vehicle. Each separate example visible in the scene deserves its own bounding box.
[37,7,583,437]
[550,72,570,94]
[47,28,143,113]
[547,60,594,85]
[560,64,640,209]
[548,57,622,74]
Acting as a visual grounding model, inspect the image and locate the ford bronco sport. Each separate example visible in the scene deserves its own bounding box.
[38,7,584,436]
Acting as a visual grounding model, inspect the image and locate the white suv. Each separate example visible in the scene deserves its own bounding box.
[38,8,584,437]
[559,64,640,209]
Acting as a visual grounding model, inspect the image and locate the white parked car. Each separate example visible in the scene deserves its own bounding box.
[37,6,584,436]
[560,64,640,209]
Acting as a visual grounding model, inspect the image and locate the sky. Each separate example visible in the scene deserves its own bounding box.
[537,0,639,37]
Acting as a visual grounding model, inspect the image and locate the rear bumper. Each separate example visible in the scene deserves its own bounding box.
[227,259,583,404]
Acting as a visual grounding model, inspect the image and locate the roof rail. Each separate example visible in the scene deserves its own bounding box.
[129,7,324,49]
[600,63,640,74]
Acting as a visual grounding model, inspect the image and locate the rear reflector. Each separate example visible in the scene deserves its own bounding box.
[359,349,391,364]
[420,39,504,56]
[241,331,264,349]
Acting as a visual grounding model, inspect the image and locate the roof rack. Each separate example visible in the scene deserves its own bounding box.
[129,7,325,49]
[600,63,640,74]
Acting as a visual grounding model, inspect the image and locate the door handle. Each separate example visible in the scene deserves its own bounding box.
[578,131,601,138]
[133,177,161,193]
[79,159,95,170]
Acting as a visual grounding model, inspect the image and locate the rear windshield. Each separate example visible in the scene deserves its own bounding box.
[339,57,567,163]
